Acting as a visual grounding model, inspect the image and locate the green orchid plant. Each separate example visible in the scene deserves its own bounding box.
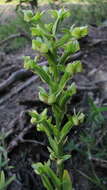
[0,133,15,190]
[24,9,88,190]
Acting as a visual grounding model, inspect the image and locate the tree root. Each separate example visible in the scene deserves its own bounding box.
[0,61,47,105]
[0,75,39,105]
[89,157,107,169]
[7,124,45,152]
[0,33,31,46]
[7,110,45,153]
[0,69,33,93]
[89,38,107,46]
[0,65,15,79]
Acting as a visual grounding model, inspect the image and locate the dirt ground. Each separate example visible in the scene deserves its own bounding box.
[1,4,107,190]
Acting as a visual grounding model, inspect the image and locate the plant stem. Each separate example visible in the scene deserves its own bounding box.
[56,142,64,190]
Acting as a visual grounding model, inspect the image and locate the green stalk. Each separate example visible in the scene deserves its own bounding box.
[53,108,64,189]
[57,143,64,179]
[46,52,59,81]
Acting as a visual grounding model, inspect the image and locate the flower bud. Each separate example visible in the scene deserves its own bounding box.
[66,61,82,74]
[24,10,33,22]
[48,94,56,104]
[31,117,37,124]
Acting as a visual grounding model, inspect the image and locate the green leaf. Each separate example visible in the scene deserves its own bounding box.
[62,170,73,190]
[59,83,77,107]
[52,104,64,127]
[0,171,14,190]
[23,10,33,22]
[71,115,79,125]
[32,39,49,53]
[64,40,80,54]
[50,10,58,18]
[32,162,45,175]
[42,120,53,137]
[31,25,51,38]
[4,176,15,189]
[29,109,49,126]
[31,117,37,124]
[41,108,48,117]
[46,53,58,80]
[31,26,43,36]
[71,26,88,39]
[51,9,70,35]
[0,171,5,188]
[39,87,48,104]
[78,113,85,123]
[36,123,44,132]
[71,113,85,126]
[24,56,36,70]
[59,41,80,65]
[44,164,61,189]
[45,23,53,33]
[58,63,80,93]
[58,72,71,93]
[34,65,52,85]
[47,147,57,160]
[29,110,38,118]
[65,61,82,74]
[24,56,52,86]
[48,137,58,156]
[48,94,56,104]
[29,110,39,124]
[55,33,71,48]
[41,175,54,190]
[51,125,59,137]
[57,65,65,73]
[30,111,52,136]
[96,106,107,112]
[60,120,73,141]
[57,154,71,165]
[51,9,70,21]
[32,163,61,189]
[31,11,44,22]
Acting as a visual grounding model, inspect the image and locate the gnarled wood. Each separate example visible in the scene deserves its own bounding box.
[0,69,33,93]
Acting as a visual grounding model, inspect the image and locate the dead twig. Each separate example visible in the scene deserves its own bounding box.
[7,110,45,152]
[89,157,107,169]
[0,65,15,79]
[0,33,31,46]
[95,128,107,146]
[77,79,107,91]
[0,69,33,93]
[22,139,45,146]
[89,38,107,46]
[0,61,47,105]
[68,51,83,62]
[0,75,39,105]
[0,76,100,105]
[7,122,45,153]
[77,85,98,90]
[7,124,36,152]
